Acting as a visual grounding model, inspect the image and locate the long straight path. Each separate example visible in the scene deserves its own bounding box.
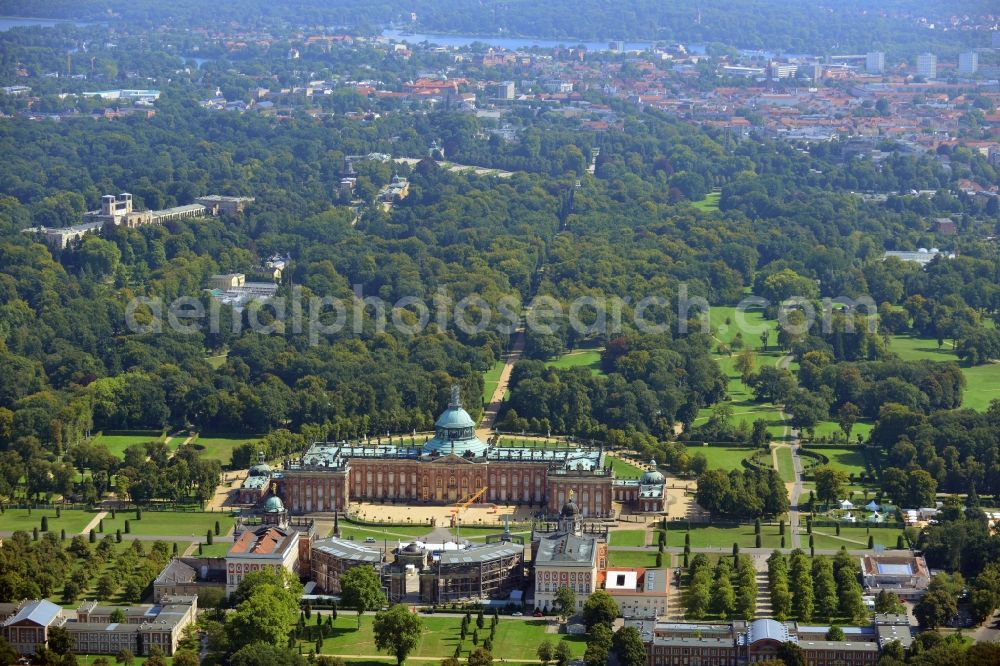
[776,353,804,549]
[477,327,525,440]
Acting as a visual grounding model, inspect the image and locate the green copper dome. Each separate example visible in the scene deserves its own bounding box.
[641,459,665,485]
[435,405,477,429]
[264,495,285,513]
[422,386,488,457]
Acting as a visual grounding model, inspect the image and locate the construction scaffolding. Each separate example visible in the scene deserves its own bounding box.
[420,541,524,603]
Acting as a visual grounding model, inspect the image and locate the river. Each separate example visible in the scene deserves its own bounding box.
[381,29,655,52]
[0,16,99,31]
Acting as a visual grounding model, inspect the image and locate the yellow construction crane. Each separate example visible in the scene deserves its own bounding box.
[449,487,488,527]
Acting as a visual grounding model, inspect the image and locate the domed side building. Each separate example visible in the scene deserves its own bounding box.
[275,386,666,517]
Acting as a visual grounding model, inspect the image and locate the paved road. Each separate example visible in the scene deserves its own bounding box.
[606,545,912,557]
[972,608,1000,643]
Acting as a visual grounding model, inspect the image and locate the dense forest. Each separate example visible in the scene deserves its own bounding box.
[0,84,997,490]
[0,4,997,523]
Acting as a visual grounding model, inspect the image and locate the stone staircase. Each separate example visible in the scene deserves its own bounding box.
[755,572,773,618]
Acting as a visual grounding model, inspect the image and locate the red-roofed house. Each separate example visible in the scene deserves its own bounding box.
[600,567,670,618]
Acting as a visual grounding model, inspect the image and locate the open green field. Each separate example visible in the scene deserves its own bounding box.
[607,550,662,568]
[693,352,787,439]
[886,333,1000,412]
[706,305,775,346]
[0,508,97,535]
[546,349,604,375]
[806,447,868,477]
[316,614,585,661]
[686,445,753,471]
[190,433,263,467]
[693,402,786,438]
[206,352,228,369]
[888,334,958,362]
[961,363,1000,411]
[664,524,784,549]
[691,190,721,212]
[776,447,795,482]
[609,529,647,547]
[808,527,903,550]
[808,420,873,442]
[608,455,646,479]
[92,431,166,458]
[99,511,235,539]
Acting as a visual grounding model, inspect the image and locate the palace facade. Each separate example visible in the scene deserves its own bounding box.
[264,387,666,518]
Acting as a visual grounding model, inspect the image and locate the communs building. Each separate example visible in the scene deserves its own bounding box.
[635,615,914,666]
[0,596,197,657]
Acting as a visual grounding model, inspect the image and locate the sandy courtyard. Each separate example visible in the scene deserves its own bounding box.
[349,500,539,528]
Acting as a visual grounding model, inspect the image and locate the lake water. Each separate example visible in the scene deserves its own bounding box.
[382,29,653,52]
[0,16,97,31]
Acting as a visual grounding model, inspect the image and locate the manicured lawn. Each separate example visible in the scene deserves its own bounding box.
[888,334,957,362]
[691,190,721,212]
[92,430,166,458]
[807,447,868,477]
[190,433,263,467]
[609,529,647,547]
[608,455,646,479]
[693,402,786,436]
[664,524,783,549]
[607,550,662,568]
[99,510,235,538]
[809,527,902,550]
[693,352,787,439]
[685,445,753,472]
[776,447,795,482]
[886,333,1000,413]
[0,508,97,535]
[546,349,604,375]
[334,520,435,542]
[483,359,506,402]
[451,524,533,542]
[961,363,1000,411]
[808,420,873,442]
[47,539,192,607]
[463,529,533,543]
[705,305,777,347]
[196,540,233,557]
[317,615,585,660]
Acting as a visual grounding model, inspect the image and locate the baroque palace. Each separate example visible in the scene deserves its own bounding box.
[253,387,669,517]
